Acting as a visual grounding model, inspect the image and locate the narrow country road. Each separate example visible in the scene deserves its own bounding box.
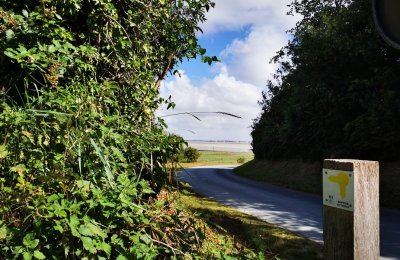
[177,166,400,260]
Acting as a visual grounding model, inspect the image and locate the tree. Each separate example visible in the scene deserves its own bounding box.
[252,0,400,161]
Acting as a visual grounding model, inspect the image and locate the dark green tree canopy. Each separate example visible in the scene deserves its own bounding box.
[252,0,400,161]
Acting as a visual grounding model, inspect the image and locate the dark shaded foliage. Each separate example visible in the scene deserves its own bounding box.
[183,147,200,162]
[252,0,400,161]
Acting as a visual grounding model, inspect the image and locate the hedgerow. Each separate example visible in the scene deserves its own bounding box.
[0,1,250,258]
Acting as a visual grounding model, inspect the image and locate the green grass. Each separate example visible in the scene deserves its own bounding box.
[180,150,254,168]
[178,187,323,259]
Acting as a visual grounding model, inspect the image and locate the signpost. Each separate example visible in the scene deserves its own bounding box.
[322,3,389,258]
[323,159,379,260]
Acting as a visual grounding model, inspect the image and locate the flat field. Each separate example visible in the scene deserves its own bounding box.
[187,141,251,153]
[179,150,254,168]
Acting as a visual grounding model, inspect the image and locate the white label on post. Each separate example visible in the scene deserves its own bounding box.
[323,169,354,212]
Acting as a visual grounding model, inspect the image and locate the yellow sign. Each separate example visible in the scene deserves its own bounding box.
[323,169,354,212]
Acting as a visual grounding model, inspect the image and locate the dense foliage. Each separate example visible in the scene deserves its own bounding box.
[252,0,400,161]
[0,1,249,259]
[183,147,200,163]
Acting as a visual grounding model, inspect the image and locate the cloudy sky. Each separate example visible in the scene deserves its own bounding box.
[159,1,299,141]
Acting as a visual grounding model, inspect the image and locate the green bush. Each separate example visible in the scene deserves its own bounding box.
[183,147,200,163]
[0,1,238,259]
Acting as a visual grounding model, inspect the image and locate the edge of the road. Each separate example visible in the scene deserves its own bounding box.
[181,164,323,202]
[181,165,400,215]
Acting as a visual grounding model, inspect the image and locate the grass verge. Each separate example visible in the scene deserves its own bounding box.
[234,160,322,194]
[178,186,323,259]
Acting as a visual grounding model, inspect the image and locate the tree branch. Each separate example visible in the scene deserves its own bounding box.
[155,53,174,89]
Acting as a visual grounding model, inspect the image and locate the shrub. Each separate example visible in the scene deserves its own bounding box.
[183,147,200,163]
[0,0,226,259]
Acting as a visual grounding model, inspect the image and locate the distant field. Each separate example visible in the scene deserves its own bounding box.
[187,141,252,153]
[179,150,254,168]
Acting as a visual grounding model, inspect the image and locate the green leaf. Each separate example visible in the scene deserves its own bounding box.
[23,252,32,260]
[111,146,126,162]
[139,234,151,245]
[69,215,81,238]
[0,145,8,159]
[212,56,220,62]
[199,47,206,55]
[22,9,29,18]
[75,180,91,192]
[47,194,60,203]
[99,242,111,257]
[53,223,64,233]
[81,236,97,254]
[142,188,154,194]
[33,250,45,260]
[87,222,106,239]
[11,164,27,174]
[48,45,56,53]
[5,29,14,41]
[55,209,67,217]
[0,221,7,240]
[23,233,39,249]
[78,225,94,237]
[90,138,114,188]
[54,13,62,20]
[116,255,128,260]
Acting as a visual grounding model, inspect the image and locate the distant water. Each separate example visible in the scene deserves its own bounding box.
[187,141,252,153]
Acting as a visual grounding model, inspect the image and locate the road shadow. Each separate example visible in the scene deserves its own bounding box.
[181,190,323,260]
[178,166,400,259]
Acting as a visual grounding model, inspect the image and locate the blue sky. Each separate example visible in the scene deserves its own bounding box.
[179,29,250,81]
[159,1,299,141]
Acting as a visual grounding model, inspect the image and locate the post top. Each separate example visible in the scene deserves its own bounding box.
[324,159,378,163]
[323,159,379,172]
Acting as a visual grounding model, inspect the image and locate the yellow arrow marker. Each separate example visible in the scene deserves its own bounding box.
[328,172,350,199]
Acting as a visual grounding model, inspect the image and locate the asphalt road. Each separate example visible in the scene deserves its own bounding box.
[177,166,400,260]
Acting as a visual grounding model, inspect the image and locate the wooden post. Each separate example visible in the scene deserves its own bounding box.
[323,159,379,260]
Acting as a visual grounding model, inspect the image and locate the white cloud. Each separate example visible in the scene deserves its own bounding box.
[159,1,299,141]
[201,0,297,35]
[221,25,287,86]
[159,69,261,141]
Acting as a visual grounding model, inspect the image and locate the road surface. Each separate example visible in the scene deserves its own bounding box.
[178,166,400,260]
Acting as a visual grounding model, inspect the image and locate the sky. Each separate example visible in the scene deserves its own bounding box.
[158,0,299,142]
